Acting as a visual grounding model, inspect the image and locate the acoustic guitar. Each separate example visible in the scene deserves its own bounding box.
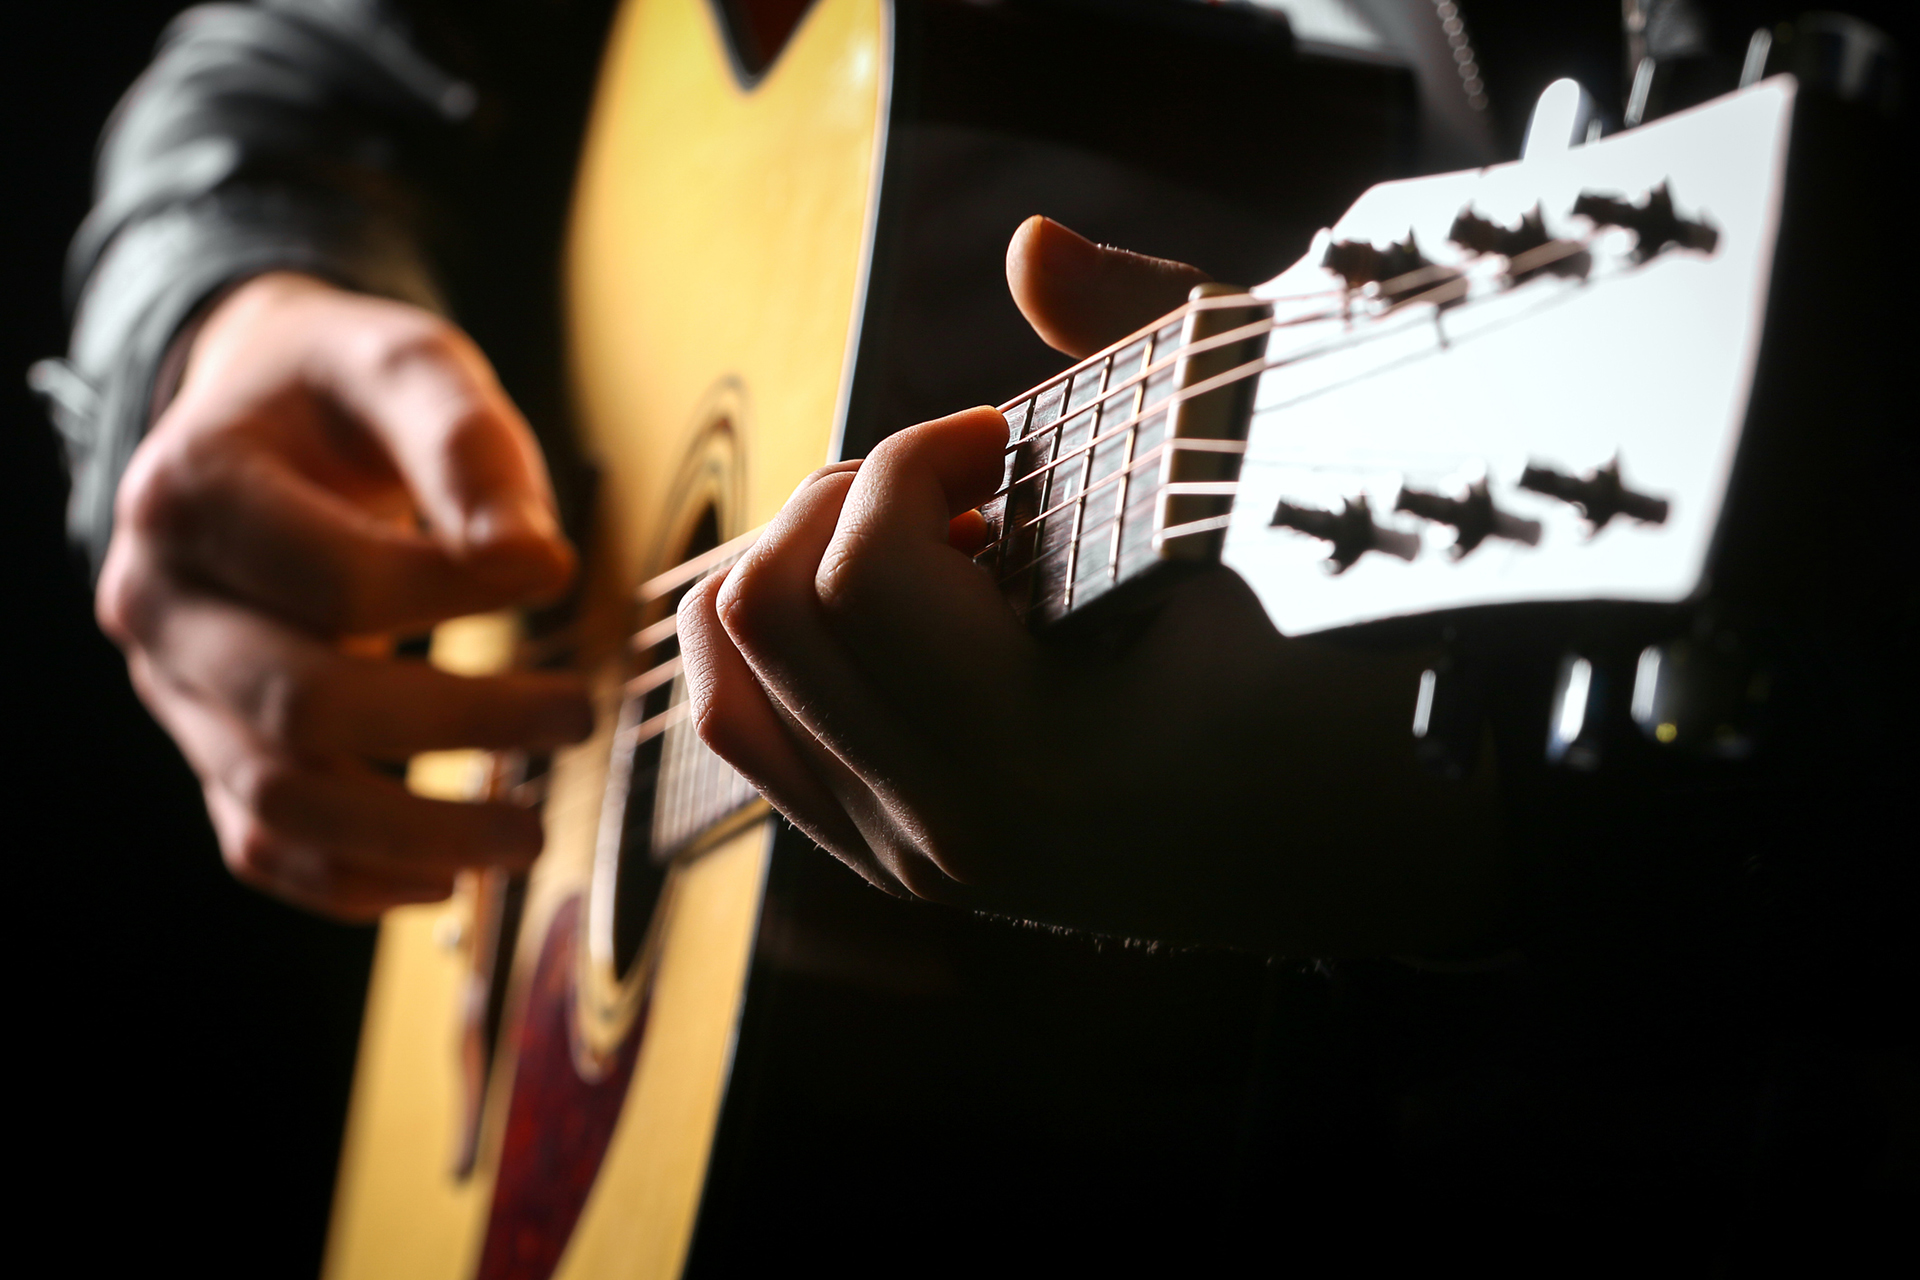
[324,2,1892,1275]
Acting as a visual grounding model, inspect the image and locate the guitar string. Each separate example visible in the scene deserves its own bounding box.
[988,235,1597,506]
[612,232,1639,749]
[990,231,1594,465]
[973,234,1600,565]
[622,233,1598,622]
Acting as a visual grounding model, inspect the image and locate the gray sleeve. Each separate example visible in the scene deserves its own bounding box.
[33,0,476,571]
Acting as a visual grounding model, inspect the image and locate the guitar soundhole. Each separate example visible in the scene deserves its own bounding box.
[605,506,723,981]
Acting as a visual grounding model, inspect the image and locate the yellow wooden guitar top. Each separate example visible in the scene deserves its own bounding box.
[324,2,886,1275]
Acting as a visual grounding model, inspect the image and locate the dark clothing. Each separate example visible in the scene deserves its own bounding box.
[38,1,1912,1271]
[41,0,620,567]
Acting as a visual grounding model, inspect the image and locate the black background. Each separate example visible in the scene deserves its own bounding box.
[4,8,373,1274]
[3,2,1910,1276]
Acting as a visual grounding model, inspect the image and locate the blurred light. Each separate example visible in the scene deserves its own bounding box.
[1556,656,1592,745]
[1412,668,1438,738]
[1631,644,1662,725]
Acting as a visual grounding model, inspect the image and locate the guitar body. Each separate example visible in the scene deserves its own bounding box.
[328,3,1414,1277]
[325,3,884,1277]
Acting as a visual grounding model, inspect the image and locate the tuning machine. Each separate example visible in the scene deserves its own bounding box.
[1449,205,1592,283]
[1322,233,1465,308]
[1519,455,1669,533]
[1572,182,1718,262]
[1395,479,1542,558]
[1270,493,1419,573]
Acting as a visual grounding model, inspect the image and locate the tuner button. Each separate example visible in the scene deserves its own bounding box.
[1395,480,1543,558]
[1630,636,1766,758]
[1271,494,1419,574]
[1518,456,1670,532]
[1412,656,1487,781]
[1546,653,1605,770]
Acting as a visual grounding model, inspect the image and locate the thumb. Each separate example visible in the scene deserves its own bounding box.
[323,307,575,599]
[1006,216,1211,359]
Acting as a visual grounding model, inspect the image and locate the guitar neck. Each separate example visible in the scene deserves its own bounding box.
[976,284,1272,632]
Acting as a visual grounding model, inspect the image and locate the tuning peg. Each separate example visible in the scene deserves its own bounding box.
[1321,233,1462,306]
[1519,456,1669,532]
[1270,494,1419,574]
[1572,182,1718,261]
[1522,78,1601,159]
[1395,479,1542,557]
[1449,205,1591,282]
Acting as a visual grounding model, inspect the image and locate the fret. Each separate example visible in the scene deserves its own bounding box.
[988,292,1267,632]
[1057,360,1111,611]
[999,379,1068,617]
[1082,333,1156,604]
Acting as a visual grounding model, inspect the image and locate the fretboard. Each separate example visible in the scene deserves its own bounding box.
[976,283,1271,631]
[622,286,1271,860]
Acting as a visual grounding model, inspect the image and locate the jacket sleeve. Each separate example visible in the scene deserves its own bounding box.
[34,0,475,572]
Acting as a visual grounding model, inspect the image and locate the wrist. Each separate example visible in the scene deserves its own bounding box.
[155,272,340,424]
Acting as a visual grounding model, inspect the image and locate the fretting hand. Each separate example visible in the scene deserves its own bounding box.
[96,273,594,920]
[679,218,1506,955]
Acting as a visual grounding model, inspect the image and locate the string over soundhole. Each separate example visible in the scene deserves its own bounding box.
[590,517,766,989]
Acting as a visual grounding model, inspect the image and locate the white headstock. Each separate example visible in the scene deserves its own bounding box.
[1223,77,1796,636]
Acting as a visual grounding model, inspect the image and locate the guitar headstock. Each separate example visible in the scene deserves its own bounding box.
[1229,76,1792,637]
[977,76,1798,644]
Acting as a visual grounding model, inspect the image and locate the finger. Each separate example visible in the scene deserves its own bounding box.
[311,301,574,595]
[717,442,994,889]
[817,407,1035,737]
[121,429,557,636]
[113,556,592,760]
[137,658,545,876]
[1005,216,1211,358]
[137,660,529,919]
[678,570,892,889]
[202,787,457,922]
[947,508,992,556]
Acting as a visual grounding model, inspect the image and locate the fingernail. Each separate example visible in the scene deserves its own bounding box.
[467,495,560,552]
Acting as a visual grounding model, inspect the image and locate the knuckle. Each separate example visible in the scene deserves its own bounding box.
[798,462,856,489]
[93,553,156,644]
[116,441,198,543]
[811,529,883,621]
[689,687,745,762]
[221,818,281,887]
[884,840,964,904]
[359,313,471,379]
[225,756,305,828]
[433,405,506,472]
[252,664,331,749]
[714,562,784,652]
